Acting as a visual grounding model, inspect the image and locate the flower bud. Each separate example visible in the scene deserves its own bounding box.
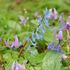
[57,30,63,40]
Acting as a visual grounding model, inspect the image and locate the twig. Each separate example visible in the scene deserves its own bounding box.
[18,41,27,57]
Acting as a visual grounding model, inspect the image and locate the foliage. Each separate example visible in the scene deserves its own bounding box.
[0,0,70,70]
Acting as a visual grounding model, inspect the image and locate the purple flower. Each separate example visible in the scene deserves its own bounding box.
[12,62,20,70]
[54,30,63,41]
[49,8,58,19]
[47,43,63,53]
[44,8,51,19]
[13,36,19,47]
[4,36,19,48]
[57,30,63,40]
[44,8,57,27]
[54,45,61,52]
[59,15,70,31]
[12,61,25,70]
[10,35,19,48]
[10,42,15,48]
[65,16,70,30]
[19,16,29,25]
[53,8,58,19]
[47,43,54,50]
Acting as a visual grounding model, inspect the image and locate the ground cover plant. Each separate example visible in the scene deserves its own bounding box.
[0,0,70,70]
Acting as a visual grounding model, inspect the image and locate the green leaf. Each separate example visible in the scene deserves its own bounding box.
[62,66,70,70]
[42,51,62,70]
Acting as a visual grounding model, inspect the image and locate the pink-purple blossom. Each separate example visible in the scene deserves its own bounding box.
[65,16,70,30]
[57,30,63,40]
[54,30,63,41]
[13,36,19,47]
[49,8,58,19]
[4,36,19,48]
[12,62,25,70]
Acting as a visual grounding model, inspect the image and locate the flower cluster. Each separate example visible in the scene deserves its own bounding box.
[44,8,58,19]
[47,43,63,53]
[59,14,70,31]
[1,7,69,69]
